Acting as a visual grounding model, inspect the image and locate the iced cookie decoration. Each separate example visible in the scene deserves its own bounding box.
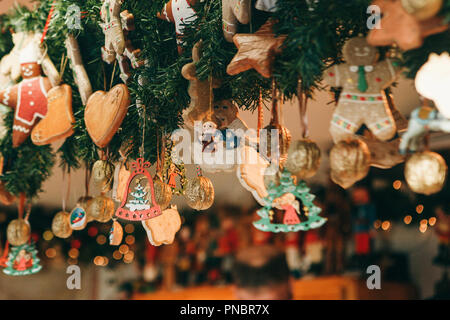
[323,36,402,143]
[69,205,88,231]
[142,205,181,246]
[0,40,53,147]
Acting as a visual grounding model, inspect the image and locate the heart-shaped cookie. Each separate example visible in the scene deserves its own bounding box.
[84,84,130,148]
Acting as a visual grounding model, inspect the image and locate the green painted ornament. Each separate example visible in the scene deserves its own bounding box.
[3,241,42,276]
[253,169,327,233]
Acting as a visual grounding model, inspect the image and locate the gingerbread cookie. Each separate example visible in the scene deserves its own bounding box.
[100,0,126,61]
[84,84,130,148]
[31,84,74,145]
[142,205,181,246]
[222,0,251,42]
[0,41,53,147]
[157,0,198,54]
[367,0,448,51]
[323,36,402,144]
[181,41,221,127]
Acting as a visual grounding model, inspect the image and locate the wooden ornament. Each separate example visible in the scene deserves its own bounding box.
[184,176,215,211]
[285,139,321,180]
[84,83,130,148]
[86,195,115,223]
[237,145,270,206]
[69,206,88,231]
[227,19,286,78]
[31,84,74,145]
[109,219,123,246]
[7,219,30,246]
[52,211,73,239]
[153,176,173,211]
[65,35,92,105]
[222,0,251,42]
[157,0,198,54]
[113,160,131,203]
[0,41,53,147]
[330,139,371,189]
[367,0,448,51]
[323,36,402,144]
[181,41,221,127]
[405,151,447,195]
[359,134,405,169]
[92,160,115,193]
[115,158,162,221]
[142,205,181,246]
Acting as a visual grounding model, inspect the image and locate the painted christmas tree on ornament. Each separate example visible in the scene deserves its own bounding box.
[3,241,42,276]
[253,170,327,233]
[126,180,150,212]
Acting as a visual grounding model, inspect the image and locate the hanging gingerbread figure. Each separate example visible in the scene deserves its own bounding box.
[272,193,301,226]
[0,40,53,147]
[323,36,402,144]
[167,163,181,189]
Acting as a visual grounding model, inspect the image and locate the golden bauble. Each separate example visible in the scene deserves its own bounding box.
[7,219,31,246]
[86,195,115,222]
[285,139,321,180]
[401,0,443,21]
[330,139,371,189]
[52,211,73,239]
[77,196,94,222]
[184,176,215,210]
[152,178,173,210]
[405,151,447,195]
[262,124,292,163]
[92,160,114,193]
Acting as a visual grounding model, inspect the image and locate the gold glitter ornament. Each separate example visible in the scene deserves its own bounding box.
[7,219,31,246]
[92,160,115,193]
[52,211,73,239]
[330,139,371,189]
[285,139,321,180]
[184,176,215,210]
[405,151,447,195]
[152,177,173,210]
[86,195,115,223]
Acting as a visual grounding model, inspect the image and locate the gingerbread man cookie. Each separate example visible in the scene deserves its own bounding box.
[0,41,53,147]
[323,36,402,143]
[222,0,251,42]
[157,0,198,54]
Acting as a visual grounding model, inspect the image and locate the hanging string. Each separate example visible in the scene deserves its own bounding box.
[156,130,161,174]
[24,202,32,221]
[208,73,214,122]
[297,79,309,139]
[18,193,26,220]
[62,169,71,213]
[271,78,279,126]
[84,165,91,197]
[140,105,146,159]
[257,90,263,139]
[40,0,57,44]
[109,60,117,91]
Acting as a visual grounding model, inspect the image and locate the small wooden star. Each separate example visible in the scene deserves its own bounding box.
[227,19,286,78]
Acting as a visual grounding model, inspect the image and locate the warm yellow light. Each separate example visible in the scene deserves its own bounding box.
[45,248,56,258]
[43,230,54,241]
[429,217,437,226]
[420,219,428,225]
[68,258,78,265]
[96,234,107,245]
[102,257,109,266]
[123,251,134,263]
[124,224,134,234]
[419,224,428,233]
[381,221,391,231]
[113,250,122,260]
[94,256,104,266]
[416,205,424,214]
[125,235,135,245]
[374,220,382,229]
[119,244,129,254]
[404,215,412,225]
[393,180,402,190]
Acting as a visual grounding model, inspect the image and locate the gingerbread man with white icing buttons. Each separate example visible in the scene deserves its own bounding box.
[0,41,52,147]
[323,36,402,143]
[100,0,126,63]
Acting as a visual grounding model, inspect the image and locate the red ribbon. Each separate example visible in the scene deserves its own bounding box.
[40,0,57,44]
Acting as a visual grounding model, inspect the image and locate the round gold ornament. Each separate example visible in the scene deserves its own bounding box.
[52,211,73,239]
[184,176,215,210]
[401,0,443,21]
[404,151,447,195]
[285,139,321,180]
[92,160,115,193]
[330,139,371,189]
[86,195,115,223]
[152,177,173,210]
[262,124,292,163]
[7,219,31,246]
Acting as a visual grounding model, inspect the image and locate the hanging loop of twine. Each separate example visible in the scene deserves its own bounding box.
[18,193,26,220]
[62,169,71,213]
[297,79,309,139]
[271,78,280,126]
[257,90,264,139]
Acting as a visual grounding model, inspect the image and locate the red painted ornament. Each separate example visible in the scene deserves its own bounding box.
[115,158,161,221]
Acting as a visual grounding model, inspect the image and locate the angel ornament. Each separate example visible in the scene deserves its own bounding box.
[272,193,302,226]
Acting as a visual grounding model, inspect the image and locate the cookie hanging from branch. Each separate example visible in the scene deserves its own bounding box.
[227,19,286,78]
